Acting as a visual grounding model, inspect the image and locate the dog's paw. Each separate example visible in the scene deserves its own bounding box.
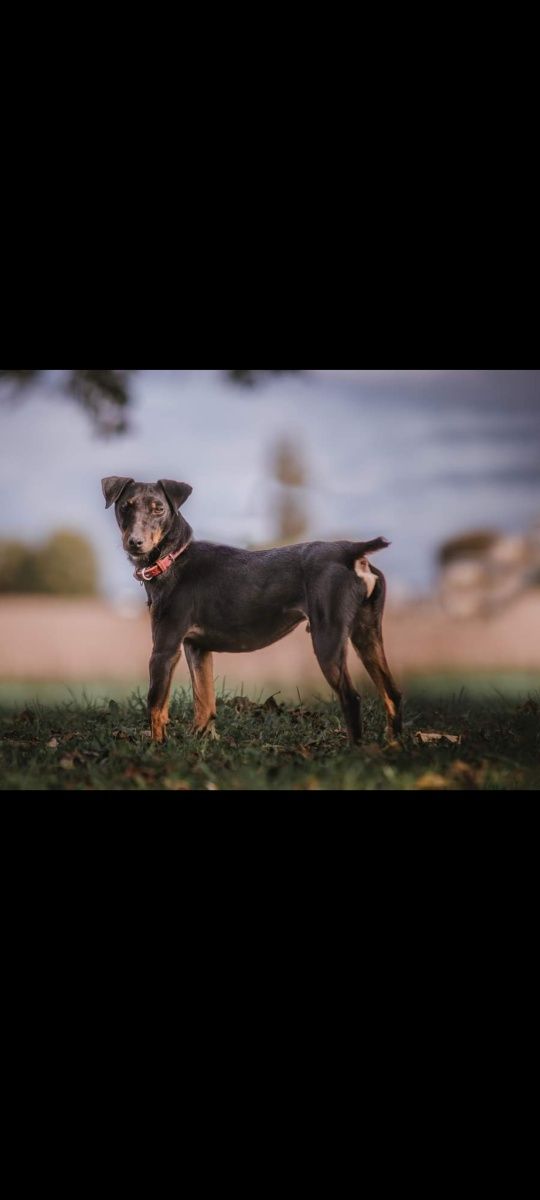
[190,720,220,742]
[384,735,403,751]
[142,728,167,744]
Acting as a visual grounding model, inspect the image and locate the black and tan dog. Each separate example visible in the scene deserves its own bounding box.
[102,476,402,745]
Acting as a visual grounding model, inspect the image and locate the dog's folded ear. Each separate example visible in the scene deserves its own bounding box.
[101,477,134,509]
[158,480,193,511]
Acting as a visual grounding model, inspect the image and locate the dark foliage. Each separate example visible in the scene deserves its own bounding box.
[0,532,99,595]
[0,370,301,435]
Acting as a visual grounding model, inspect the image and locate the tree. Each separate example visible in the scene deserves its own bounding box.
[0,370,301,436]
[0,370,133,436]
[0,531,99,596]
[35,531,99,596]
[0,540,40,593]
[270,436,309,544]
[437,530,500,568]
[227,370,300,388]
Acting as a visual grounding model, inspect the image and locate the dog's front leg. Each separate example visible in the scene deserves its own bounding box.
[148,636,183,743]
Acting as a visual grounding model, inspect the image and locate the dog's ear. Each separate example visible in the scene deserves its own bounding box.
[101,477,134,510]
[158,480,193,511]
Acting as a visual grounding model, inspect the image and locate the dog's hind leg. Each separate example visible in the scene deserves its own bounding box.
[184,642,218,739]
[307,576,362,745]
[351,612,402,743]
[307,566,363,745]
[310,620,362,745]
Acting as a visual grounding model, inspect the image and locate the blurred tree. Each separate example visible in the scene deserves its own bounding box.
[270,435,309,544]
[228,370,300,388]
[0,531,99,595]
[0,370,301,436]
[0,540,40,592]
[0,370,132,436]
[35,531,99,595]
[438,530,500,567]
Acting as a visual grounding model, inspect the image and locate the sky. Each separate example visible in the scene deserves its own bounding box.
[1,369,539,602]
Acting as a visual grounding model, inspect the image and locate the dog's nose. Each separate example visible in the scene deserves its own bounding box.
[128,536,144,551]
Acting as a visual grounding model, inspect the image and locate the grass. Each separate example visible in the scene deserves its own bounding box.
[1,670,540,707]
[1,682,539,791]
[404,671,540,700]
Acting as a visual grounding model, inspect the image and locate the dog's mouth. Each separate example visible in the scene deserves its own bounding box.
[124,546,159,565]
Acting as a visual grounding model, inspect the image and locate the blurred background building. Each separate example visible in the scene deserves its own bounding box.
[1,369,539,699]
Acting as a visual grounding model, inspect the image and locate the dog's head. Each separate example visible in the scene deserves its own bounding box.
[102,477,192,560]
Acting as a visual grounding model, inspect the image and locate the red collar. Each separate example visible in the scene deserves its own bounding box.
[134,538,192,582]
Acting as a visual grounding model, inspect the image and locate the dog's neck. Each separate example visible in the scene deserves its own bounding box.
[128,514,193,570]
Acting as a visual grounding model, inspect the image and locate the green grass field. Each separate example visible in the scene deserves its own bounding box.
[1,677,539,790]
[1,670,540,707]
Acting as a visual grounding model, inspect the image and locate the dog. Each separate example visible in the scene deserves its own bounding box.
[102,476,402,745]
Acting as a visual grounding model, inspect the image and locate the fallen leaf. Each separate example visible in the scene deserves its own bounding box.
[59,750,88,769]
[416,731,462,745]
[363,743,383,758]
[233,697,254,713]
[17,708,36,724]
[123,765,157,783]
[415,772,450,790]
[449,760,486,788]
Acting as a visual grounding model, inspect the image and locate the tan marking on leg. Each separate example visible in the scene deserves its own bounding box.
[351,630,402,741]
[149,648,182,742]
[151,706,168,743]
[186,647,217,734]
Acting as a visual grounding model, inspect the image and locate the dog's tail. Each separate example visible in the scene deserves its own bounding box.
[353,536,391,558]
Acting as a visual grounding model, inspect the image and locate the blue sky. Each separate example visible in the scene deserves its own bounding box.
[1,369,539,601]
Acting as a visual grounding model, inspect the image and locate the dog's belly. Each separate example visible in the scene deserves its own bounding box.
[187,610,306,654]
